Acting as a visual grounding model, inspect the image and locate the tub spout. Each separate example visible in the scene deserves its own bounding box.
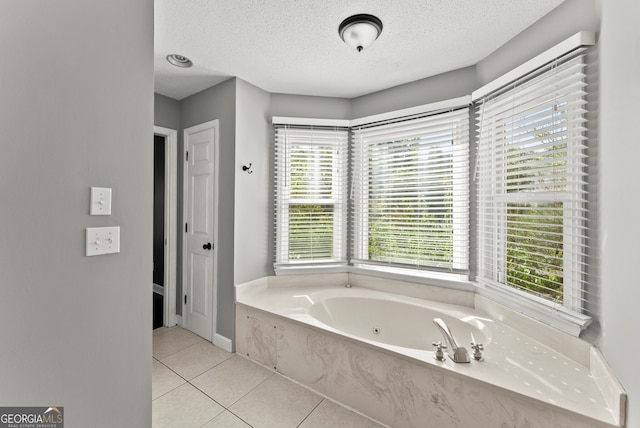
[433,318,470,363]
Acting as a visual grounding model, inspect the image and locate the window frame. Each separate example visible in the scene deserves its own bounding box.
[350,107,471,277]
[472,44,594,336]
[273,123,349,270]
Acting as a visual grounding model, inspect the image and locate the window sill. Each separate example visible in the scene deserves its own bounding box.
[349,263,475,292]
[475,281,592,337]
[274,263,349,276]
[275,263,475,292]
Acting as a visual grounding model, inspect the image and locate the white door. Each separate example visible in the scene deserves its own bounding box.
[183,120,218,341]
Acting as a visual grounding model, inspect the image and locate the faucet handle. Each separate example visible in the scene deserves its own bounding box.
[471,342,484,361]
[432,341,447,361]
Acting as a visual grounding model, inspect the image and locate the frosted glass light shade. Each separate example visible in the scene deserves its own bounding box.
[338,14,383,52]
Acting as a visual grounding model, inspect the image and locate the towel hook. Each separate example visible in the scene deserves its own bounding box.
[242,163,253,174]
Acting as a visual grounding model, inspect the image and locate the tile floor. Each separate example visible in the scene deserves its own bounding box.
[152,326,386,428]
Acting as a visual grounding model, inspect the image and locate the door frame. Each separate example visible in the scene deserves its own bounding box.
[154,125,177,328]
[182,120,220,344]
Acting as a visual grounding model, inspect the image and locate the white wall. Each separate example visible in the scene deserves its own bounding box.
[600,0,640,425]
[0,1,153,426]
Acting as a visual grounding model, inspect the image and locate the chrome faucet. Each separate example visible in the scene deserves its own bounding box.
[433,318,470,363]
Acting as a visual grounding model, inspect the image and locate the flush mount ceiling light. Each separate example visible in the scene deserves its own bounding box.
[338,14,383,52]
[166,54,193,68]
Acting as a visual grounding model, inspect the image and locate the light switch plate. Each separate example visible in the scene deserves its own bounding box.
[90,187,112,215]
[86,226,120,256]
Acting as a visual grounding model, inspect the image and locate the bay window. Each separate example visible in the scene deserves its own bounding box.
[271,32,596,335]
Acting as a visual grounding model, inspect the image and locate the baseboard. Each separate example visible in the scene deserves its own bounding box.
[176,314,183,327]
[212,333,233,353]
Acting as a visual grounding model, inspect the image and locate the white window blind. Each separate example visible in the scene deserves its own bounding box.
[351,108,470,273]
[476,54,589,313]
[274,124,348,267]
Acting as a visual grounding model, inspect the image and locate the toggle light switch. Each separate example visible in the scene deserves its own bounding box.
[90,187,112,215]
[86,226,120,256]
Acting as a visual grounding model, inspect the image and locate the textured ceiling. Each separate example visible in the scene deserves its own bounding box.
[154,0,565,100]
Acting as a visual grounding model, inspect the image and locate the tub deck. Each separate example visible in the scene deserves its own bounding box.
[236,274,625,428]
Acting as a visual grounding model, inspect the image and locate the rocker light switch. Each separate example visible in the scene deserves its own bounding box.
[90,187,112,215]
[86,226,120,256]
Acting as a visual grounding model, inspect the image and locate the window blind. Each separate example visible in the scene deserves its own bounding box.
[274,124,348,267]
[476,54,589,313]
[351,108,470,273]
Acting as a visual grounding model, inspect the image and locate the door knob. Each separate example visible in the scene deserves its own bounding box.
[203,242,212,250]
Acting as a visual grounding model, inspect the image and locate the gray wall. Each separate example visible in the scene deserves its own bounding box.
[351,66,478,118]
[235,79,272,285]
[476,0,601,85]
[155,93,181,131]
[180,79,237,338]
[600,0,640,425]
[0,1,153,426]
[270,93,351,119]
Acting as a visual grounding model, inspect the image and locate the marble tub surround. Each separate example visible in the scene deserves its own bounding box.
[235,274,626,427]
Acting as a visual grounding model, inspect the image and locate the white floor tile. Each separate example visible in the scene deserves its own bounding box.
[229,374,323,428]
[152,383,224,428]
[153,327,171,337]
[152,327,203,359]
[161,340,233,380]
[299,399,387,428]
[152,359,186,400]
[201,411,252,428]
[152,327,386,428]
[191,355,274,407]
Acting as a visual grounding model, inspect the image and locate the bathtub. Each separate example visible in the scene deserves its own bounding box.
[235,273,625,428]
